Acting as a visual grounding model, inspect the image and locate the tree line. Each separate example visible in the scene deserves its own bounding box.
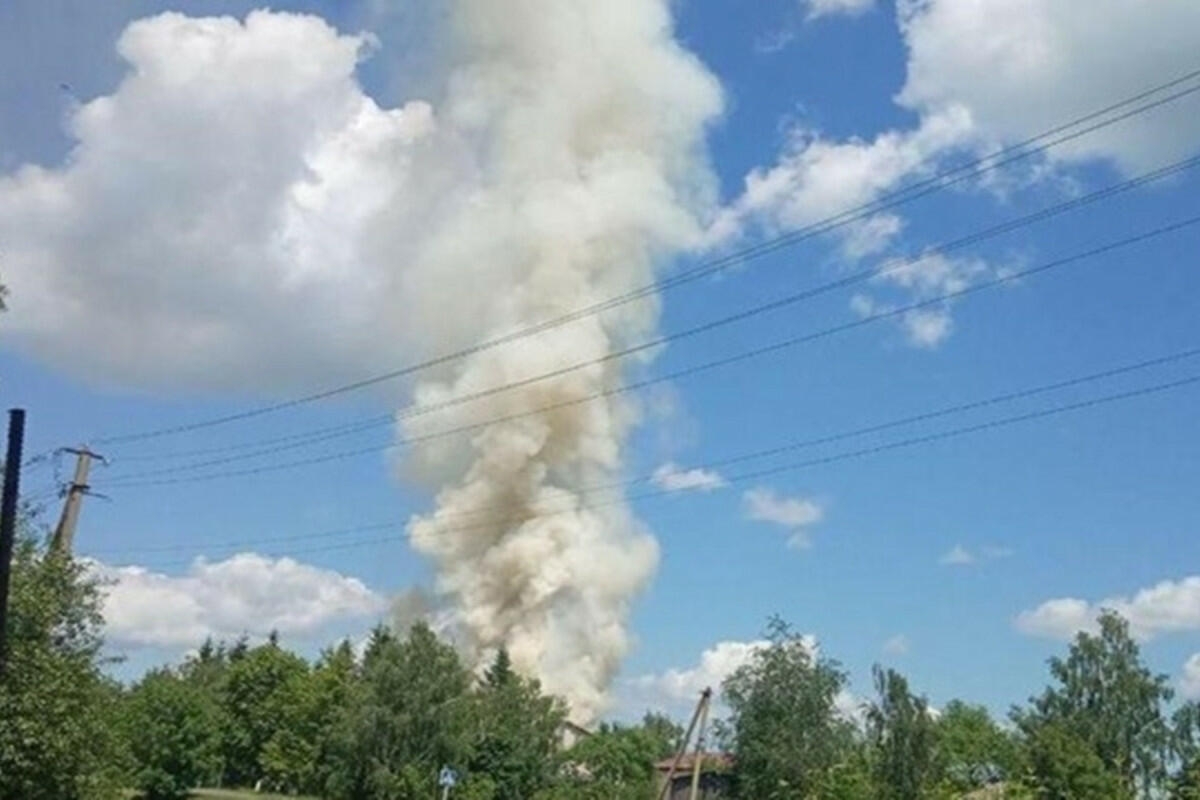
[2,526,1200,799]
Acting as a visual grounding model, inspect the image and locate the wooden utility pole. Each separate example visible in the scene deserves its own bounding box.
[50,446,102,555]
[657,687,712,800]
[0,408,27,676]
[688,690,712,800]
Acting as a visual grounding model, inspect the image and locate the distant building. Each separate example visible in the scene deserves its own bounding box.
[558,720,592,751]
[654,753,733,800]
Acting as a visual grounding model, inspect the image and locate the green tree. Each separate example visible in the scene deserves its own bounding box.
[325,623,472,799]
[1172,702,1200,799]
[1014,611,1172,798]
[467,648,568,800]
[260,639,357,795]
[123,668,224,800]
[1022,722,1127,799]
[220,636,308,787]
[0,534,125,800]
[815,747,876,800]
[723,616,856,799]
[866,666,938,800]
[638,711,684,759]
[539,723,650,800]
[934,700,1023,792]
[180,636,232,695]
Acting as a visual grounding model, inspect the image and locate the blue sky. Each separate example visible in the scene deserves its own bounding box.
[3,0,1200,721]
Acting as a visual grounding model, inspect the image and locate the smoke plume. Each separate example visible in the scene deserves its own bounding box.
[398,0,722,721]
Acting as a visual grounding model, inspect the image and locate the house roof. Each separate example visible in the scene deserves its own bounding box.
[560,720,592,737]
[654,753,734,774]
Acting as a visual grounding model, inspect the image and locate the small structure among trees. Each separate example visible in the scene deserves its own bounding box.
[654,752,733,800]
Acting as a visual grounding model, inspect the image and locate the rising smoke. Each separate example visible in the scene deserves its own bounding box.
[396,0,723,721]
[0,1,723,720]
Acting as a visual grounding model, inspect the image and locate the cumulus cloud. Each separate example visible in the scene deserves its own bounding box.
[897,0,1200,173]
[711,108,988,348]
[651,462,726,492]
[632,639,773,701]
[0,11,438,391]
[743,487,824,549]
[1015,576,1200,641]
[91,553,386,648]
[711,107,974,254]
[883,634,910,655]
[1181,653,1200,700]
[729,0,1200,348]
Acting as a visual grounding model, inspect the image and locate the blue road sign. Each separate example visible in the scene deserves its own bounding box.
[438,766,458,788]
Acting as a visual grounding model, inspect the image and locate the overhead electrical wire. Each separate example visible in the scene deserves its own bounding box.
[104,153,1200,469]
[105,370,1200,570]
[90,343,1200,551]
[93,212,1200,489]
[89,67,1200,447]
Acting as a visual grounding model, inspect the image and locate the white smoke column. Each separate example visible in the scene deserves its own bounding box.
[400,0,722,721]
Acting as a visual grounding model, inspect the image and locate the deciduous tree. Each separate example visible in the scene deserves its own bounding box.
[723,616,856,799]
[0,533,125,800]
[1014,611,1172,798]
[123,668,223,800]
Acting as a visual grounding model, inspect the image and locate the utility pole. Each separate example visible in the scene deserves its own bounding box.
[657,687,712,800]
[50,446,103,555]
[688,689,712,800]
[0,408,27,677]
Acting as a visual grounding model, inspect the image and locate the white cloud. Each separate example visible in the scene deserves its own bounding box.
[1015,576,1200,641]
[855,252,994,349]
[940,546,976,566]
[726,1,1200,349]
[835,688,868,727]
[633,639,772,701]
[803,0,876,21]
[901,308,953,348]
[1181,653,1200,700]
[940,543,1012,567]
[0,11,437,391]
[743,487,824,549]
[897,0,1200,173]
[883,634,910,655]
[652,462,726,492]
[712,108,990,348]
[711,107,974,253]
[91,553,386,648]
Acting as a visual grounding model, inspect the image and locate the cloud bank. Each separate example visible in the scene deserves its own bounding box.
[1016,575,1200,641]
[92,553,385,648]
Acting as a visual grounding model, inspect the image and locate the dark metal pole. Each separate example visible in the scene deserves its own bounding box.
[0,408,27,677]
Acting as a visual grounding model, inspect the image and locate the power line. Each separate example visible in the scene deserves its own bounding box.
[90,521,399,556]
[94,212,1200,488]
[90,68,1200,447]
[94,344,1200,548]
[107,371,1200,569]
[104,154,1200,470]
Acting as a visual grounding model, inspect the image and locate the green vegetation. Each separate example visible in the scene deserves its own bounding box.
[4,526,1200,799]
[0,530,126,800]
